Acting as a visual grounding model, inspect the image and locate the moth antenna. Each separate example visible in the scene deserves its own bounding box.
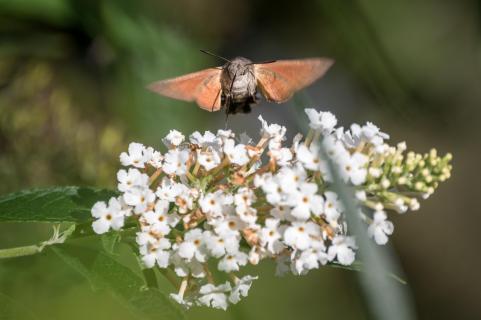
[200,50,232,63]
[248,60,277,65]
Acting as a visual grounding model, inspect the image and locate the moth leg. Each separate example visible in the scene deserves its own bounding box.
[224,94,233,116]
[211,90,221,112]
[242,103,252,113]
[221,93,226,107]
[253,90,261,103]
[224,96,231,128]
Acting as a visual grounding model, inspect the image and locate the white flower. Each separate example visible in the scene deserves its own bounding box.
[338,152,368,185]
[304,109,337,133]
[189,130,218,147]
[269,147,293,166]
[155,178,185,202]
[355,190,367,201]
[363,122,389,142]
[205,231,240,258]
[141,146,154,165]
[270,205,295,222]
[170,293,193,308]
[260,218,284,254]
[176,229,207,262]
[323,191,343,224]
[234,188,257,225]
[175,187,197,214]
[200,190,232,218]
[296,143,321,171]
[224,139,249,166]
[90,106,448,309]
[238,132,252,145]
[197,147,222,171]
[171,253,205,278]
[139,239,171,268]
[344,122,389,153]
[409,198,420,211]
[259,167,306,206]
[258,115,286,140]
[197,282,231,310]
[218,251,248,272]
[120,142,149,168]
[162,129,185,148]
[91,197,126,234]
[136,225,171,247]
[216,129,234,143]
[141,200,179,234]
[293,240,328,274]
[117,168,148,192]
[259,174,285,205]
[123,188,156,214]
[234,187,255,209]
[248,246,261,265]
[229,275,257,304]
[213,215,246,237]
[277,165,307,194]
[275,255,291,276]
[283,221,321,250]
[367,211,394,245]
[288,182,324,220]
[141,249,170,268]
[323,135,349,160]
[328,236,357,265]
[258,115,287,151]
[147,148,163,168]
[163,149,190,175]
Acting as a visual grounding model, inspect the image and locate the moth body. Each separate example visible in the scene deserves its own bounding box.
[220,57,258,114]
[148,55,334,116]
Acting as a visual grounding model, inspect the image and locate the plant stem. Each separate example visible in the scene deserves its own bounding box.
[0,225,68,259]
[0,244,42,259]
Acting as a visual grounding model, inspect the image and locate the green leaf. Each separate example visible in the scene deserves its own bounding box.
[101,232,121,254]
[327,262,407,285]
[0,186,117,223]
[52,245,104,291]
[52,246,185,320]
[0,292,38,320]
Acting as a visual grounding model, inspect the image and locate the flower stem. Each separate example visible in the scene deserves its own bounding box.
[304,129,315,147]
[149,168,162,186]
[203,263,215,284]
[192,160,201,176]
[178,277,189,298]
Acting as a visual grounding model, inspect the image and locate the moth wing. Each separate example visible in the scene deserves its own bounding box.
[147,68,222,111]
[254,58,334,103]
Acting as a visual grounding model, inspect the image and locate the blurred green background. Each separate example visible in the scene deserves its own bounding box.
[0,0,480,319]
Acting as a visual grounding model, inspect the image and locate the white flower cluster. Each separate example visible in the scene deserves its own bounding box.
[91,108,452,310]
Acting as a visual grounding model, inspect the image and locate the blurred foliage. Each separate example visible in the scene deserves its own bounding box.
[0,59,125,193]
[0,0,480,319]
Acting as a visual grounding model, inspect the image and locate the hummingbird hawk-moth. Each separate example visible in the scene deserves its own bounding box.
[148,53,333,115]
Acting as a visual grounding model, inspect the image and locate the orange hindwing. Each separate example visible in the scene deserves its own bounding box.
[148,68,222,111]
[254,58,334,103]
